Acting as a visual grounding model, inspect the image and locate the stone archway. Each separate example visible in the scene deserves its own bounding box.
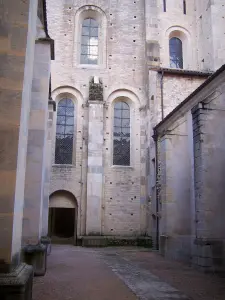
[49,191,78,245]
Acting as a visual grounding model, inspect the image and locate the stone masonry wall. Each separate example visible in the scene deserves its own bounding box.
[47,0,147,237]
[158,117,192,263]
[192,79,225,272]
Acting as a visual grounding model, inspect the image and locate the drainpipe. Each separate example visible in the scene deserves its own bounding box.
[153,132,159,250]
[160,70,164,120]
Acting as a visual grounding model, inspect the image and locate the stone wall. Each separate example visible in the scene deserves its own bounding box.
[47,0,147,237]
[191,77,225,272]
[154,66,225,271]
[195,0,225,71]
[157,116,192,262]
[0,0,38,270]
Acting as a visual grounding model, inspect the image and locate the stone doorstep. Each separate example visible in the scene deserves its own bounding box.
[0,263,33,300]
[23,244,47,277]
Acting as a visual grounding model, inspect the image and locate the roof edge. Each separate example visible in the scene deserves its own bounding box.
[149,67,212,77]
[154,64,225,134]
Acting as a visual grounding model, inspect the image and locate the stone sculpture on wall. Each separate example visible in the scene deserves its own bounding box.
[89,76,103,101]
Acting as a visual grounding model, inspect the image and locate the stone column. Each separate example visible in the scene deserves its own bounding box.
[22,37,52,276]
[0,0,38,298]
[192,102,225,272]
[41,100,55,255]
[86,77,104,238]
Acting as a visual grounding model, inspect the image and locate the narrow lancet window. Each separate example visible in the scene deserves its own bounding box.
[55,98,74,164]
[169,37,183,69]
[163,0,166,12]
[183,0,186,14]
[113,102,130,166]
[81,18,99,64]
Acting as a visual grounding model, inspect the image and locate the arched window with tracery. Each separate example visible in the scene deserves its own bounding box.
[169,37,183,69]
[81,18,99,64]
[113,101,130,166]
[55,98,75,164]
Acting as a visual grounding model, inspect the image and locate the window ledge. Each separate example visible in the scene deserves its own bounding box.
[111,165,134,170]
[52,164,74,168]
[76,64,106,70]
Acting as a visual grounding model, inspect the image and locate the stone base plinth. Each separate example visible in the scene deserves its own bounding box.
[23,244,47,276]
[80,236,152,248]
[192,238,225,274]
[0,263,33,300]
[41,236,51,256]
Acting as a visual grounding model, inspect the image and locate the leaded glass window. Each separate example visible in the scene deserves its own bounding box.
[81,18,99,65]
[169,37,183,69]
[113,102,130,166]
[55,99,74,164]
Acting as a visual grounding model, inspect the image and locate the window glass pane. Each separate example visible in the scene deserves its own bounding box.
[89,46,98,57]
[81,55,88,64]
[122,109,130,118]
[55,98,75,164]
[90,27,98,37]
[56,125,64,135]
[114,118,121,127]
[80,18,99,65]
[57,116,66,124]
[66,117,74,126]
[65,126,74,134]
[81,45,88,55]
[82,26,89,36]
[89,37,98,46]
[57,105,66,115]
[90,19,98,27]
[113,101,130,166]
[65,106,74,116]
[81,35,89,45]
[169,37,183,69]
[122,119,130,128]
[88,57,98,65]
[83,18,91,26]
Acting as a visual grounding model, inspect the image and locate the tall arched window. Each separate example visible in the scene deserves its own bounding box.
[55,98,74,164]
[169,37,183,69]
[113,102,130,166]
[81,18,99,65]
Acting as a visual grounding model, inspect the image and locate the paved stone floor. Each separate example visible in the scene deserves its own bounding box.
[33,245,225,300]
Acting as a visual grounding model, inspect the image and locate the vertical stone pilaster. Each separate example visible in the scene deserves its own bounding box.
[86,77,104,236]
[22,40,51,246]
[191,103,224,272]
[41,102,55,238]
[86,101,104,235]
[0,0,38,272]
[0,0,38,298]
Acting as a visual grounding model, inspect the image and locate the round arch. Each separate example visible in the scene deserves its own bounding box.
[106,88,141,168]
[49,190,78,208]
[165,26,193,70]
[74,5,107,67]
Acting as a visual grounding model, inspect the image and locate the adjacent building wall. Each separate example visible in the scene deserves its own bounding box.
[154,66,225,271]
[158,116,192,262]
[195,0,225,71]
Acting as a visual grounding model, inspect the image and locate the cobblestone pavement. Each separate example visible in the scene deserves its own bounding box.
[33,245,225,300]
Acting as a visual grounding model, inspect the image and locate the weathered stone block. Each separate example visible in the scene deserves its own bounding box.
[40,236,52,256]
[22,244,47,276]
[0,263,33,300]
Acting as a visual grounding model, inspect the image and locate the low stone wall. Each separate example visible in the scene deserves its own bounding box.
[80,236,152,248]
